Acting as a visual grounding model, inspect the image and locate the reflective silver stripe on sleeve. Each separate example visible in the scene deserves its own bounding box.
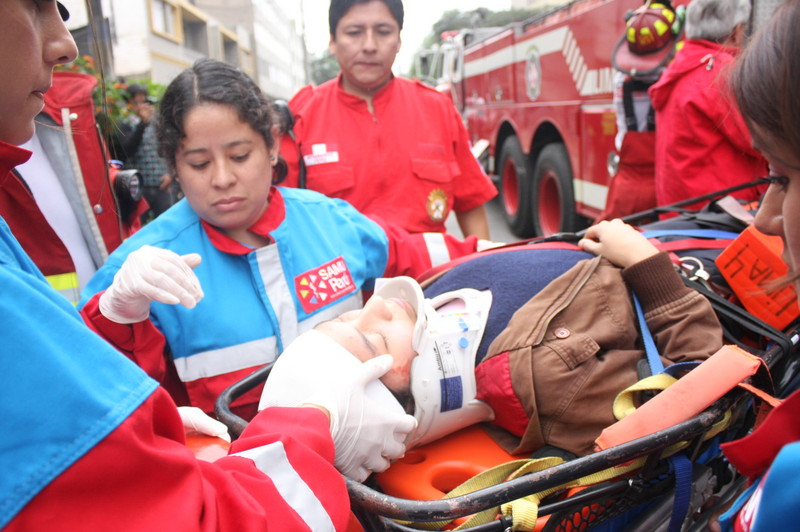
[234,442,335,531]
[255,246,300,348]
[174,249,366,383]
[423,232,451,267]
[173,337,277,382]
[173,294,363,383]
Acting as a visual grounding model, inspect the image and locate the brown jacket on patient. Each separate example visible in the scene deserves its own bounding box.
[475,252,723,457]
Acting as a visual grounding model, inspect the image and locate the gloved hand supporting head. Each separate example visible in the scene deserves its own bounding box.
[260,329,416,481]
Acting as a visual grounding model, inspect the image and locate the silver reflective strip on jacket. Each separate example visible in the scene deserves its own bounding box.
[234,442,335,531]
[423,232,451,266]
[174,245,363,383]
[173,337,278,382]
[61,107,109,262]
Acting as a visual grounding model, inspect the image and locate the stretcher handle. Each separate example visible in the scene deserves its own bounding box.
[347,403,728,522]
[620,177,769,226]
[214,362,273,439]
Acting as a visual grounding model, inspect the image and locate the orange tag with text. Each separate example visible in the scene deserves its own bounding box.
[715,225,799,330]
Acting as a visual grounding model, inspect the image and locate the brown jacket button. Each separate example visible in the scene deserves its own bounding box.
[554,327,570,339]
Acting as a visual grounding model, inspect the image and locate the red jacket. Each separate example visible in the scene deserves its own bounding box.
[5,390,350,531]
[649,40,767,210]
[0,71,143,303]
[281,75,497,233]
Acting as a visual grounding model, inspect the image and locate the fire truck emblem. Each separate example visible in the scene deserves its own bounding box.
[426,188,449,222]
[295,257,356,313]
[525,47,543,101]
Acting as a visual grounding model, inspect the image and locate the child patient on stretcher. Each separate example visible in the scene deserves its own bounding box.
[261,220,722,462]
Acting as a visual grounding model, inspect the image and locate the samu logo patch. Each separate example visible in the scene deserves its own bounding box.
[295,257,356,313]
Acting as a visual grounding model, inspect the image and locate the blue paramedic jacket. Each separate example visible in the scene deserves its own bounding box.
[0,216,157,528]
[80,187,409,416]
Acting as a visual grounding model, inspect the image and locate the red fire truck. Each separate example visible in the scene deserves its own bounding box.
[421,0,671,237]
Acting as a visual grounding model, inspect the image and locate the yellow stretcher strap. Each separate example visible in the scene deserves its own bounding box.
[399,454,647,531]
[612,373,677,420]
[499,456,647,531]
[400,458,541,530]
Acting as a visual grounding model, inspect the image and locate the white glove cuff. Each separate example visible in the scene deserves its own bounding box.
[98,289,150,324]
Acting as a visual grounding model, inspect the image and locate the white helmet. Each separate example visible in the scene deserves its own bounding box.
[374,277,495,447]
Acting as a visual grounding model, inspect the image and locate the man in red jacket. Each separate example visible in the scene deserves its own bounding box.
[649,0,767,212]
[280,0,497,238]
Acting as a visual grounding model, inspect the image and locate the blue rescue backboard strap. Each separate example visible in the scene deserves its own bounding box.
[641,229,740,240]
[633,293,664,374]
[667,453,693,532]
[633,293,694,530]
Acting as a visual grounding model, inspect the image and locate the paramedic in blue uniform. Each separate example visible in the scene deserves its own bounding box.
[79,58,490,421]
[1,2,416,529]
[280,0,497,237]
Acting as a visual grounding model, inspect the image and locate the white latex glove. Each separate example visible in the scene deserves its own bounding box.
[260,331,417,481]
[98,245,204,324]
[178,406,231,442]
[306,354,418,481]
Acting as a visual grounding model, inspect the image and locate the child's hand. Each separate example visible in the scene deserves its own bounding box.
[578,219,658,268]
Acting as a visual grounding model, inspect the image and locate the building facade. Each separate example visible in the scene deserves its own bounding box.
[64,0,307,100]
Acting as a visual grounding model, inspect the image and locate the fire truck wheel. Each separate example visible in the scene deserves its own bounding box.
[532,143,578,236]
[498,136,536,238]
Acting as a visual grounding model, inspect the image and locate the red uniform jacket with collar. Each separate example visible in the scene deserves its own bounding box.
[280,74,496,234]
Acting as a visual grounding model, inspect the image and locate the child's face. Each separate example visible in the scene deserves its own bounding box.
[0,0,77,145]
[315,294,418,394]
[752,126,800,290]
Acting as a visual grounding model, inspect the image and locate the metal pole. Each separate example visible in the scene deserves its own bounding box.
[86,0,115,79]
[300,0,312,85]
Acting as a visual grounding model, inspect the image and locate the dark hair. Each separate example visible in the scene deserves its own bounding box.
[156,58,287,183]
[125,83,148,102]
[329,0,404,35]
[730,0,800,159]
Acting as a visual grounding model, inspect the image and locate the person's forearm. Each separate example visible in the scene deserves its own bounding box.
[455,205,490,239]
[80,291,172,384]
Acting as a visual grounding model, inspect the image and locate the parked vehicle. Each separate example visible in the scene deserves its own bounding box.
[418,0,677,237]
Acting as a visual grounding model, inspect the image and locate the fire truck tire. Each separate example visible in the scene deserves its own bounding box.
[498,136,536,237]
[532,143,578,236]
